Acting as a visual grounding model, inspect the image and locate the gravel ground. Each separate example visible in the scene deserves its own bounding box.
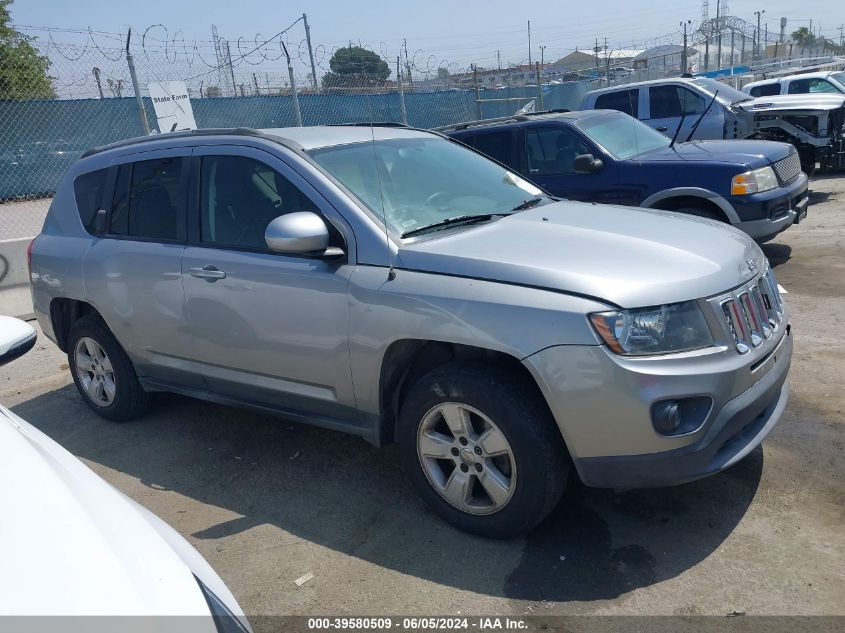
[1,176,843,626]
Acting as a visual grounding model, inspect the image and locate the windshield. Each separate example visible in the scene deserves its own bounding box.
[575,112,670,160]
[309,136,545,238]
[689,78,752,104]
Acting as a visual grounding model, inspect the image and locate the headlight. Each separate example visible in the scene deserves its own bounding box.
[195,576,251,633]
[589,301,713,356]
[731,166,778,195]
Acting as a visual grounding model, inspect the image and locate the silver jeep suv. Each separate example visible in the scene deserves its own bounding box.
[29,126,792,538]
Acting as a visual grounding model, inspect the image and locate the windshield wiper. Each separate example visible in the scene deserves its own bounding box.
[511,197,544,211]
[401,214,500,238]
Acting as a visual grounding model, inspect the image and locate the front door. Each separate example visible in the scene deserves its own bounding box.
[522,125,625,204]
[645,85,724,141]
[181,145,358,423]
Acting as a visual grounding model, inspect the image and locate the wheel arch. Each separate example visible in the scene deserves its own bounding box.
[377,339,554,447]
[49,298,104,352]
[641,188,738,224]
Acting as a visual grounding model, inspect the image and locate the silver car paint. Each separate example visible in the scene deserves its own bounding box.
[30,126,790,483]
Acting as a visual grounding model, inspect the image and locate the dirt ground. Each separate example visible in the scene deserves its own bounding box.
[1,176,843,626]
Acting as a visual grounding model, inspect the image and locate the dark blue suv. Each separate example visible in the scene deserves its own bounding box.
[442,109,809,243]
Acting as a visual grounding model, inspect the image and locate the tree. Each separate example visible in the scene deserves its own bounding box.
[790,26,816,48]
[0,0,55,99]
[321,45,390,88]
[205,85,221,98]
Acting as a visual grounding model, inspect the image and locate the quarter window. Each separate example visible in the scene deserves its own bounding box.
[73,168,108,233]
[109,157,185,241]
[526,127,591,175]
[594,89,639,117]
[199,155,319,251]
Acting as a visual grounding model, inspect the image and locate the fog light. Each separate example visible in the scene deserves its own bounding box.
[652,401,681,434]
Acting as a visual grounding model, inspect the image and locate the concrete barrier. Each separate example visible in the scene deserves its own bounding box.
[0,238,34,319]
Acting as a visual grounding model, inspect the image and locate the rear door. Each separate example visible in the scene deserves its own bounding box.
[180,144,358,423]
[522,124,625,204]
[82,147,198,386]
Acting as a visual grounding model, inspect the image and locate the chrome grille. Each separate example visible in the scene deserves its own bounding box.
[772,152,801,184]
[719,268,783,354]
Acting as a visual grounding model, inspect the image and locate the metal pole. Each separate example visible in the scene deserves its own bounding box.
[472,65,481,120]
[716,0,722,69]
[253,73,260,95]
[527,20,532,66]
[764,24,768,59]
[281,42,302,127]
[741,33,746,63]
[681,22,688,73]
[125,29,150,135]
[535,62,542,110]
[92,67,104,99]
[303,13,319,93]
[730,30,735,67]
[396,57,407,125]
[225,41,237,96]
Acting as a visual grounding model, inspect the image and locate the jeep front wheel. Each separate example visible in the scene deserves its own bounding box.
[398,362,568,538]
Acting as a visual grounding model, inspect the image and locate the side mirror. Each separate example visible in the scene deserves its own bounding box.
[574,153,604,174]
[0,316,36,368]
[264,211,344,259]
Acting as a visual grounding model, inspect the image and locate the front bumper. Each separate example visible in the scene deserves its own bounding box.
[731,172,809,242]
[523,319,792,489]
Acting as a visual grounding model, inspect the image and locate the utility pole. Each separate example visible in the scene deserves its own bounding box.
[497,49,501,71]
[281,42,302,126]
[681,20,691,73]
[124,29,149,135]
[302,13,319,92]
[780,17,788,43]
[594,37,600,69]
[396,57,407,125]
[754,10,765,60]
[838,24,844,49]
[540,45,546,69]
[716,0,722,69]
[402,39,413,89]
[764,23,768,58]
[225,41,237,96]
[253,72,260,95]
[528,20,532,66]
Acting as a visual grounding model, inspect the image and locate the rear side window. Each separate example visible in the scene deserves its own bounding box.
[750,83,781,97]
[526,127,591,175]
[109,157,185,241]
[73,168,108,233]
[594,89,639,117]
[470,131,518,170]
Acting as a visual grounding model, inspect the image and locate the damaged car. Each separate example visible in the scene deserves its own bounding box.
[582,77,845,172]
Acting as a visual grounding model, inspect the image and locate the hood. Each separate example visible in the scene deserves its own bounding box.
[638,140,793,167]
[398,201,762,308]
[0,405,223,620]
[741,93,845,113]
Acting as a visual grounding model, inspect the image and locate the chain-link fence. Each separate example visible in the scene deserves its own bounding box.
[2,15,843,241]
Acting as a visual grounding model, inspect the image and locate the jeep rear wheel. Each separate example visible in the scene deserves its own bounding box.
[398,362,568,538]
[67,316,148,422]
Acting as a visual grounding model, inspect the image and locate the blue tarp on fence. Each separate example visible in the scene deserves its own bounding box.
[0,82,588,199]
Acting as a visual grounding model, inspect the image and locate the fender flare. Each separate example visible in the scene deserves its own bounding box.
[640,187,740,224]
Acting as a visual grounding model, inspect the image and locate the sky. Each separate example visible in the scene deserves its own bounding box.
[8,0,844,89]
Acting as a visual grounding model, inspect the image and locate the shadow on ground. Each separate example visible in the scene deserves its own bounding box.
[762,243,792,268]
[12,386,762,603]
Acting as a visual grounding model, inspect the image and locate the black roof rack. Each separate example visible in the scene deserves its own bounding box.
[331,122,412,128]
[81,127,267,158]
[432,109,571,133]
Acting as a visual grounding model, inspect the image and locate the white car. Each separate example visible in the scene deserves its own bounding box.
[0,315,250,631]
[743,71,845,97]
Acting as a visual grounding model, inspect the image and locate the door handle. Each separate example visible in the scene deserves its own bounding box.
[190,265,226,282]
[656,126,668,132]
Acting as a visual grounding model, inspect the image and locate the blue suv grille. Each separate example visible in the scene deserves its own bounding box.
[772,152,801,184]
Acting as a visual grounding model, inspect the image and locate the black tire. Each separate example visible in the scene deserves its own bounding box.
[673,206,723,222]
[67,315,148,422]
[398,361,568,538]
